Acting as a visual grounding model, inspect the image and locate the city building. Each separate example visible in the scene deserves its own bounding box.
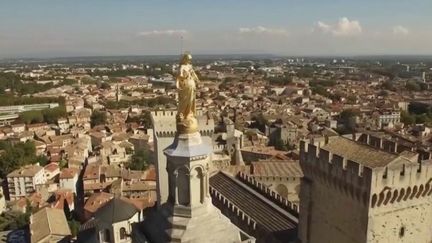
[7,164,45,201]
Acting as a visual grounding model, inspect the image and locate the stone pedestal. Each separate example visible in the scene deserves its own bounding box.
[143,131,246,243]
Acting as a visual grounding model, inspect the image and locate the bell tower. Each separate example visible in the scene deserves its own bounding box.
[164,131,213,217]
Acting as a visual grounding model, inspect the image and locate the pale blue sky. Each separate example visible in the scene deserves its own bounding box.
[0,0,431,57]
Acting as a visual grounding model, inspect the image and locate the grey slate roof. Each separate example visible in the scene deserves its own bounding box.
[94,197,139,224]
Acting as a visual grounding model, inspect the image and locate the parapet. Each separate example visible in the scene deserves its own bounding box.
[237,172,299,216]
[151,109,214,137]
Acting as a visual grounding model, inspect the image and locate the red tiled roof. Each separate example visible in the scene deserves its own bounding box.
[44,162,59,172]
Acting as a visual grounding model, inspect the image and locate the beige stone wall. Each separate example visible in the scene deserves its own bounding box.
[367,164,432,243]
[299,177,369,243]
[299,138,432,243]
[368,199,432,243]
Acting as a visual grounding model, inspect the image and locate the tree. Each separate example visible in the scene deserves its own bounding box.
[20,110,44,124]
[405,80,421,91]
[340,109,359,132]
[129,149,149,170]
[272,139,288,151]
[68,219,80,237]
[381,80,395,91]
[250,113,268,133]
[100,82,111,90]
[90,110,107,127]
[400,111,416,125]
[42,107,67,124]
[0,141,39,177]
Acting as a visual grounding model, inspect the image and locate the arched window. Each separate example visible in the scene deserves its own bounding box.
[423,184,430,197]
[397,188,405,202]
[417,185,424,198]
[383,191,392,205]
[404,187,411,201]
[411,186,418,199]
[371,194,378,208]
[120,227,127,240]
[176,167,190,206]
[102,229,111,242]
[390,190,398,203]
[377,192,385,206]
[190,167,204,205]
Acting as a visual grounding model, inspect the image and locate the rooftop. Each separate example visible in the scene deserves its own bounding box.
[321,136,402,168]
[7,164,43,178]
[94,197,139,224]
[252,160,303,178]
[210,172,297,240]
[30,207,71,243]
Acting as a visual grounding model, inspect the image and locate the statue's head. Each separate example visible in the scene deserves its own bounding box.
[180,52,192,65]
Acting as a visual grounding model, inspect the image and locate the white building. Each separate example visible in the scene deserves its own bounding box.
[7,164,45,201]
[59,168,79,194]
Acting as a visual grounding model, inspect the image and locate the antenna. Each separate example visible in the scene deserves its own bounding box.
[180,35,184,55]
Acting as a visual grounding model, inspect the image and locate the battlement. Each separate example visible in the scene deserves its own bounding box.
[151,110,177,117]
[237,172,299,216]
[353,132,431,162]
[213,144,226,153]
[210,187,258,231]
[151,109,214,137]
[300,136,432,207]
[151,109,207,118]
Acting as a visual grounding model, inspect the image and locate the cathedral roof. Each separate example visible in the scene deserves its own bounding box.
[210,172,297,241]
[94,197,139,224]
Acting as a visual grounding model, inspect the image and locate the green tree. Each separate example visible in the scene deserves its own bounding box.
[0,141,39,177]
[340,109,359,132]
[20,110,44,124]
[90,110,107,127]
[272,139,288,151]
[250,113,268,133]
[68,219,80,237]
[400,111,416,125]
[42,106,67,124]
[129,149,149,170]
[100,82,111,90]
[405,80,421,91]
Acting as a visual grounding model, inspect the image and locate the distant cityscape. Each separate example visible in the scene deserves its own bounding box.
[0,52,430,243]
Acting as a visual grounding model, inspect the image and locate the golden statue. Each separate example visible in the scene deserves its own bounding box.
[176,52,199,134]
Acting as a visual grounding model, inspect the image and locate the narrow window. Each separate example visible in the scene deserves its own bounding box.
[120,227,127,240]
[399,226,405,238]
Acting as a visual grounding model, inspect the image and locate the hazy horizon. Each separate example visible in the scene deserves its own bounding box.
[1,0,432,58]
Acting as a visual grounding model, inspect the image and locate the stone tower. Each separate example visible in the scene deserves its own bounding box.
[143,117,252,243]
[151,110,214,206]
[299,135,432,243]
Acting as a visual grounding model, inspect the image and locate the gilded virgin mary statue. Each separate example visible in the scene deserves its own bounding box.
[176,52,199,134]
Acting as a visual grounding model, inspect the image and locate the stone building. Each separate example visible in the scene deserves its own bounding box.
[298,135,432,243]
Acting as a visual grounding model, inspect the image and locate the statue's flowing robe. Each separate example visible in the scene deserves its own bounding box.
[177,64,197,120]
